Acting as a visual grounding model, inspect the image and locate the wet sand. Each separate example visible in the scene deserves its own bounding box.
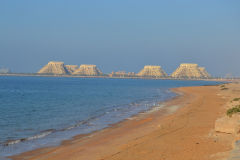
[11,84,234,160]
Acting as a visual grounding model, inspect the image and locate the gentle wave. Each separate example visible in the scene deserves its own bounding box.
[3,129,55,146]
[1,101,152,147]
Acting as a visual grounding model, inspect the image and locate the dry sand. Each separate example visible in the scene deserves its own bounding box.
[11,83,237,160]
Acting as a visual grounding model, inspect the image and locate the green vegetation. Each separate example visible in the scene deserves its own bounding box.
[232,98,240,101]
[226,105,240,117]
[221,87,228,90]
[220,84,225,88]
[220,84,228,90]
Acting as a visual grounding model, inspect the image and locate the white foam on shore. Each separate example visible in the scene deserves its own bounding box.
[167,105,181,113]
[26,130,53,141]
[146,104,166,113]
[3,130,54,146]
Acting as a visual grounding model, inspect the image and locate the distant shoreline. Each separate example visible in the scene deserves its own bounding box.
[0,73,233,81]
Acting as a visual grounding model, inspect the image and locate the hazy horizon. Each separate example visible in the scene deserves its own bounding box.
[0,1,240,77]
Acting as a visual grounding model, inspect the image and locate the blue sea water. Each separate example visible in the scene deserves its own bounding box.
[0,76,222,158]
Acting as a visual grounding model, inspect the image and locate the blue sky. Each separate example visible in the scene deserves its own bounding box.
[0,0,239,76]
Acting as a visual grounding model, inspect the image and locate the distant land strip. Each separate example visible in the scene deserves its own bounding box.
[0,73,237,82]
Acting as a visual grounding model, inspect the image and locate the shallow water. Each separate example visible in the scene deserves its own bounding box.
[0,76,222,158]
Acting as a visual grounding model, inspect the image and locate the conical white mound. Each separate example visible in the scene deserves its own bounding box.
[73,64,102,76]
[171,63,210,79]
[65,65,78,74]
[137,65,168,77]
[38,61,68,75]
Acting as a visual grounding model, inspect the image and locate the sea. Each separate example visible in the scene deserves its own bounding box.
[0,76,222,159]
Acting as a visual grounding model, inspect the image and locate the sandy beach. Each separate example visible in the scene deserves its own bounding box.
[11,82,240,160]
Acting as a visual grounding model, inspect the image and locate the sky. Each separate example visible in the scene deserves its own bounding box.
[0,0,240,77]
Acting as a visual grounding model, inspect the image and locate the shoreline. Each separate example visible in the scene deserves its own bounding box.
[9,88,186,160]
[5,87,181,159]
[0,73,233,81]
[10,83,235,160]
[1,87,178,158]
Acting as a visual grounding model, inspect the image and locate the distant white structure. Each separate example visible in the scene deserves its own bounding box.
[0,68,10,74]
[171,63,211,79]
[137,65,168,77]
